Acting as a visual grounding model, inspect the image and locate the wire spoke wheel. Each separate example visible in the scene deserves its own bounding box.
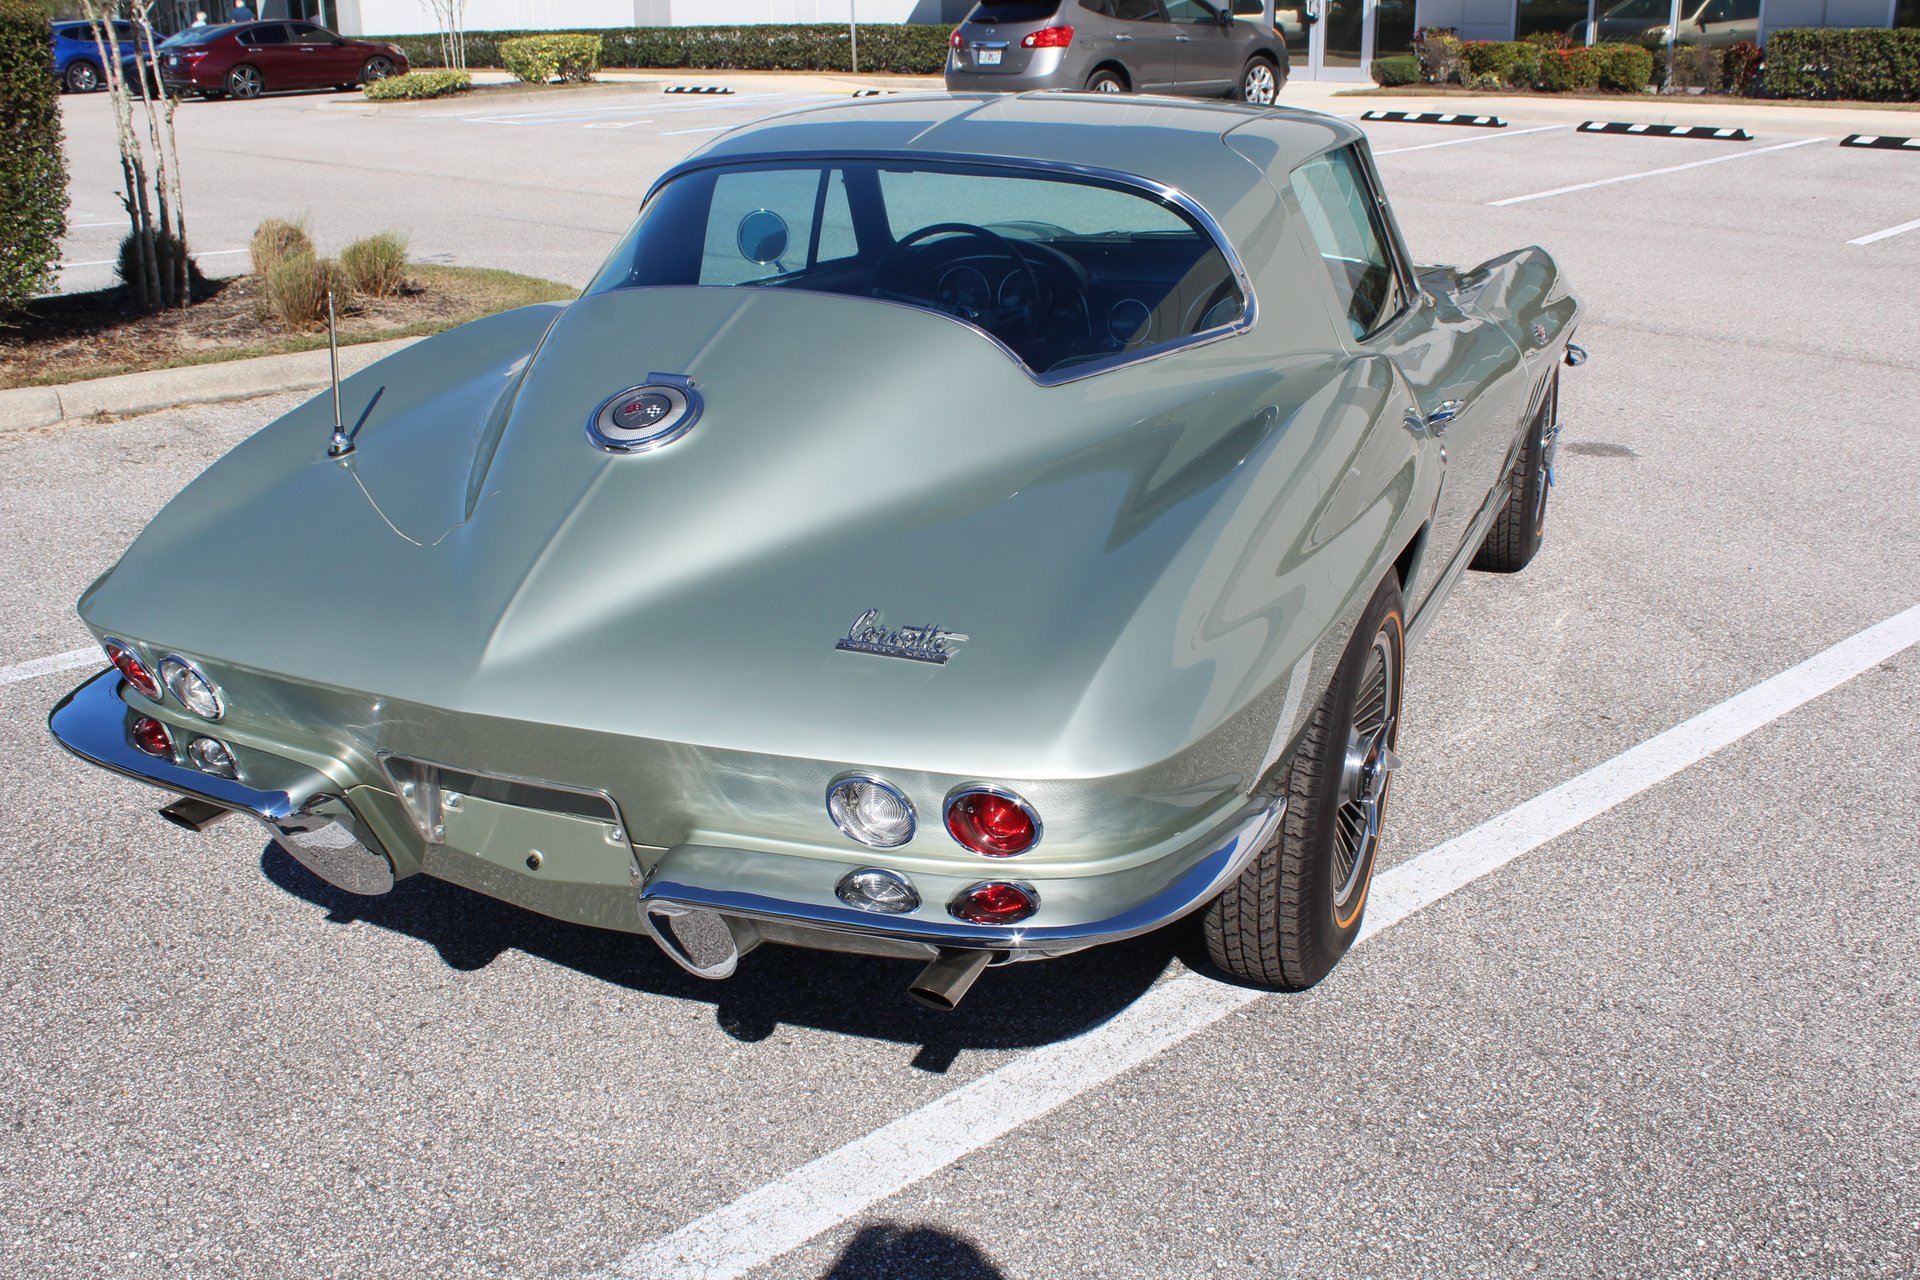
[1332,635,1398,911]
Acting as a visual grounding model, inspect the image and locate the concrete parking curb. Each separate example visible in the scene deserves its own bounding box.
[0,336,419,436]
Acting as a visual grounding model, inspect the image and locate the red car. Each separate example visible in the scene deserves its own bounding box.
[157,20,407,100]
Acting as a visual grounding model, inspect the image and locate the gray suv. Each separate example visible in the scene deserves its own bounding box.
[945,0,1289,103]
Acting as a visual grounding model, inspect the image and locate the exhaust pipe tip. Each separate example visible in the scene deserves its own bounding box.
[908,947,993,1011]
[160,796,231,833]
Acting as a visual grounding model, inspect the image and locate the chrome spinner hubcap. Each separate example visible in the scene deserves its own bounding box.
[1333,634,1398,909]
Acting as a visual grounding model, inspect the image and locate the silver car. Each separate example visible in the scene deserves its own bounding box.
[945,0,1290,104]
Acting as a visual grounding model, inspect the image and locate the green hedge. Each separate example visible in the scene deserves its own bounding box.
[1763,27,1920,101]
[0,1,67,310]
[1370,54,1419,86]
[363,69,472,99]
[1595,43,1653,92]
[500,33,602,83]
[1448,39,1651,91]
[384,24,954,75]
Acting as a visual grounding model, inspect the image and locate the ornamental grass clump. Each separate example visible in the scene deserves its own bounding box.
[340,231,409,298]
[262,252,345,328]
[250,217,313,277]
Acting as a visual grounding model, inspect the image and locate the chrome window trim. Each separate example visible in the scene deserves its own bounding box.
[627,150,1259,388]
[942,783,1045,856]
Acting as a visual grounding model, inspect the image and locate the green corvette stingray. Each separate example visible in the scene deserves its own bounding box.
[50,94,1583,1009]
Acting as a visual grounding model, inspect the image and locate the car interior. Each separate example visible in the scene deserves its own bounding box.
[594,159,1249,378]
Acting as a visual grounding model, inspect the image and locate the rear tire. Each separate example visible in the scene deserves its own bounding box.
[1085,67,1127,94]
[65,60,102,93]
[1204,576,1406,989]
[1237,56,1280,104]
[226,63,263,99]
[1471,371,1559,573]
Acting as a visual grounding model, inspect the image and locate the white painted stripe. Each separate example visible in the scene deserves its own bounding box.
[1854,135,1880,145]
[660,125,736,136]
[583,119,654,130]
[462,93,810,125]
[607,601,1920,1280]
[1849,216,1920,246]
[57,248,246,270]
[1488,136,1825,206]
[71,220,125,229]
[0,648,100,688]
[1374,123,1565,156]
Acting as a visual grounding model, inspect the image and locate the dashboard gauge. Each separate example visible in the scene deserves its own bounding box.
[936,266,993,316]
[1107,299,1152,347]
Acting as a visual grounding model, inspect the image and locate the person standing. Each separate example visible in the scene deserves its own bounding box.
[192,10,208,26]
[230,2,254,23]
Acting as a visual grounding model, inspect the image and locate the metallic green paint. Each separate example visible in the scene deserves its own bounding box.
[55,94,1580,970]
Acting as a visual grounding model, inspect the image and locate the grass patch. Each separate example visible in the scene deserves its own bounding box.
[0,263,575,390]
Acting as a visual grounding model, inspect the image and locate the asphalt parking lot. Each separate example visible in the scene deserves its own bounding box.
[5,81,1918,1279]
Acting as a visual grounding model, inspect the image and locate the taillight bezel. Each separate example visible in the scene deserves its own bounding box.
[103,637,162,701]
[949,880,1040,926]
[943,785,1042,857]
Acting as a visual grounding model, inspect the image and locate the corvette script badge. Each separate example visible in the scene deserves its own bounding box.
[835,609,970,665]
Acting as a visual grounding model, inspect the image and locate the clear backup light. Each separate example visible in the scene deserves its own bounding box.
[836,868,920,915]
[950,880,1039,925]
[159,656,224,721]
[103,638,162,700]
[944,787,1041,857]
[186,736,239,780]
[826,775,916,849]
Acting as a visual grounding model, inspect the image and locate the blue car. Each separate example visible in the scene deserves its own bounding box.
[52,19,149,94]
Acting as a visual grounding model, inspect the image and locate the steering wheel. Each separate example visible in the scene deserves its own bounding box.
[871,222,1042,336]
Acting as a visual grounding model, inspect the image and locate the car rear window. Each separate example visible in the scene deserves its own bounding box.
[966,3,1063,21]
[591,158,1249,382]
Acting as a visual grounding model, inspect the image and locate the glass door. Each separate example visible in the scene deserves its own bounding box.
[1302,0,1372,79]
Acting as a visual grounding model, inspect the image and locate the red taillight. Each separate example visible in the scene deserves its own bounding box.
[950,881,1039,925]
[950,27,964,49]
[131,715,172,759]
[1021,25,1073,49]
[104,639,162,700]
[945,789,1040,857]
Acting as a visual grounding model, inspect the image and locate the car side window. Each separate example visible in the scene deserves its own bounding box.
[1287,147,1401,340]
[1079,0,1112,12]
[289,23,334,44]
[1164,0,1222,22]
[245,24,291,46]
[1110,0,1168,22]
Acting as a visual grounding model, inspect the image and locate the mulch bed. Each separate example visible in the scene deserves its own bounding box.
[0,273,477,389]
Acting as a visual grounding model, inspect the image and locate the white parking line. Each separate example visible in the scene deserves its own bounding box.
[660,125,736,137]
[1372,123,1567,156]
[606,600,1920,1280]
[0,648,100,689]
[1487,136,1826,206]
[462,94,818,127]
[57,248,247,271]
[1849,216,1920,246]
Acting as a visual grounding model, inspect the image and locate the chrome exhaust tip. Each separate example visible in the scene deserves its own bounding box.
[907,948,993,1011]
[160,796,231,833]
[642,903,761,980]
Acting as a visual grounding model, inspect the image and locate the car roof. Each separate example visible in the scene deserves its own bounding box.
[689,92,1361,244]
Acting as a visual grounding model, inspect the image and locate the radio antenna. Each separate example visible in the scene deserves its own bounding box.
[326,288,353,459]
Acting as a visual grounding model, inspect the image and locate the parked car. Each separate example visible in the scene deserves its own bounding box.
[156,20,406,99]
[52,18,147,94]
[50,94,1582,1010]
[946,0,1290,103]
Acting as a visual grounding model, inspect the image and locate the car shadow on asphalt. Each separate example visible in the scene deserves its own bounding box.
[258,840,1193,1073]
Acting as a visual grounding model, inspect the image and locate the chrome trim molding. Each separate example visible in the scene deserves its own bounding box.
[641,795,1286,956]
[631,150,1259,388]
[48,669,329,825]
[942,783,1044,856]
